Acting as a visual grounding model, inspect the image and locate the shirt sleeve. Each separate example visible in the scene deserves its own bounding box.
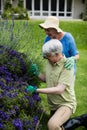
[60,32,79,57]
[67,33,79,56]
[58,67,74,87]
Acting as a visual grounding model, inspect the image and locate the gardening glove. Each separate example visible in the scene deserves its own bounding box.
[64,56,76,70]
[27,85,37,93]
[29,64,40,77]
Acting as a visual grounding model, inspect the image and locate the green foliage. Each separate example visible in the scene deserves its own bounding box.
[2,7,29,20]
[4,0,12,10]
[0,20,44,71]
[3,0,26,19]
[18,0,24,8]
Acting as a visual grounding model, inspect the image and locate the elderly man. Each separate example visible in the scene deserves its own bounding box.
[27,39,77,130]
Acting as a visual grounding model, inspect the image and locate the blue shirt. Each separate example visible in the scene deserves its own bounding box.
[44,32,79,74]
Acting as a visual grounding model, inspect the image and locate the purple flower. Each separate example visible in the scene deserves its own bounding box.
[13,118,23,130]
[0,45,44,129]
[9,110,15,115]
[0,122,5,129]
[33,116,39,125]
[14,105,19,114]
[0,66,7,74]
[0,110,10,121]
[32,94,41,102]
[4,76,12,82]
[9,50,17,56]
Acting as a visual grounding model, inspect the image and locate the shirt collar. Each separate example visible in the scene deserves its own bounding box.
[53,55,67,66]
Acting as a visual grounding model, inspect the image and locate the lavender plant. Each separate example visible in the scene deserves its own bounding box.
[0,45,45,130]
[0,20,46,130]
[0,19,44,65]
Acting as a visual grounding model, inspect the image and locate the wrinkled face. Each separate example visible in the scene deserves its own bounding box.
[45,53,60,65]
[45,28,58,39]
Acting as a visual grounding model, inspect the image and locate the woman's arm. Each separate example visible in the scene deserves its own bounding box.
[75,54,80,61]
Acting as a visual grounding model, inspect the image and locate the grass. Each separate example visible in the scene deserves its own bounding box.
[1,19,87,130]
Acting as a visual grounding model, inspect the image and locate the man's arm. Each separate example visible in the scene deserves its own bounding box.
[37,83,66,94]
[38,73,46,82]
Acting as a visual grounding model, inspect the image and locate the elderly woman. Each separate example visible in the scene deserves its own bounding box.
[39,16,80,74]
[28,39,77,130]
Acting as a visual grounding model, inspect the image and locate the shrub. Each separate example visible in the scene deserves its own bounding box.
[0,45,45,130]
[0,19,47,129]
[2,7,29,20]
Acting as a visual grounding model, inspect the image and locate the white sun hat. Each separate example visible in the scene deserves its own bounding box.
[39,16,62,32]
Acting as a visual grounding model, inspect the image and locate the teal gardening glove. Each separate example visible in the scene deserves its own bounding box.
[64,56,76,69]
[29,64,40,77]
[27,85,37,93]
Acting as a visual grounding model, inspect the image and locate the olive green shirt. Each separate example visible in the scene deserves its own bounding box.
[46,57,77,113]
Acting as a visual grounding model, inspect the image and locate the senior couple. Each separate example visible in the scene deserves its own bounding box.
[27,16,87,130]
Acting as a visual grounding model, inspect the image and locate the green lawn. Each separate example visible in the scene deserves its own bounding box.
[1,19,87,130]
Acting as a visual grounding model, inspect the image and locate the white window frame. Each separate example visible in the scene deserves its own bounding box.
[24,0,74,19]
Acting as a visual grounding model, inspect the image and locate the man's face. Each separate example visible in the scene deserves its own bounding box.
[45,28,58,39]
[45,53,60,65]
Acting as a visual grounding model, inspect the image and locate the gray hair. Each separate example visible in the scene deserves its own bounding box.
[42,39,63,57]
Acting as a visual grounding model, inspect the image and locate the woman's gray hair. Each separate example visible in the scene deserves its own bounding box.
[42,39,63,57]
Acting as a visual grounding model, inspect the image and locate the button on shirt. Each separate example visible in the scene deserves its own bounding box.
[46,57,77,113]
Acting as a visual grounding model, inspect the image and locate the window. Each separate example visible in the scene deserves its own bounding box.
[67,0,72,11]
[26,0,32,10]
[59,0,64,11]
[34,0,40,10]
[51,0,57,11]
[43,0,48,10]
[26,0,73,18]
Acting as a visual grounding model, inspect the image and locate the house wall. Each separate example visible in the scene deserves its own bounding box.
[26,0,85,19]
[73,0,85,19]
[1,0,85,19]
